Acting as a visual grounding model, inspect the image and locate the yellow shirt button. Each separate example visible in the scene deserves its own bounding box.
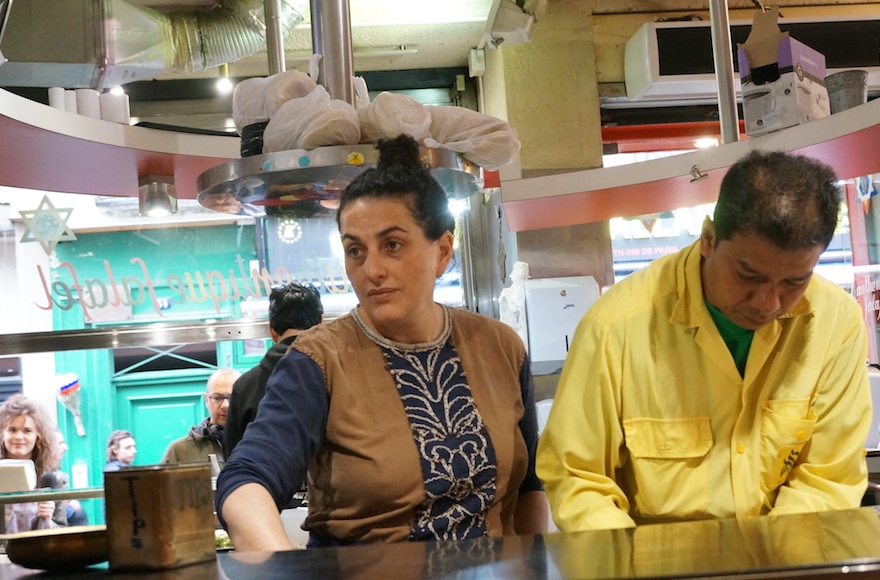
[797,430,806,439]
[736,444,745,454]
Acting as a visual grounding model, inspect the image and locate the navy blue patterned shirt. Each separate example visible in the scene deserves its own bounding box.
[354,308,498,541]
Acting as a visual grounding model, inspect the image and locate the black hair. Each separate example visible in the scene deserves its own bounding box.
[336,134,455,241]
[714,150,841,251]
[269,282,323,334]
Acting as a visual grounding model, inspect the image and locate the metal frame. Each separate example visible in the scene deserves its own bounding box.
[0,319,271,356]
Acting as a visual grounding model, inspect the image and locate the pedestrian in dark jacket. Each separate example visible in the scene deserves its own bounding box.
[161,368,240,465]
[224,282,323,458]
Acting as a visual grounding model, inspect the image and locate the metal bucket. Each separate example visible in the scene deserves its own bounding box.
[826,70,868,114]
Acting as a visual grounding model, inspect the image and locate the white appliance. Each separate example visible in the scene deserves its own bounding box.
[624,16,880,103]
[524,276,600,375]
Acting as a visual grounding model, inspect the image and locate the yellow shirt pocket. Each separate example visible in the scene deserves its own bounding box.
[760,399,816,491]
[623,417,713,519]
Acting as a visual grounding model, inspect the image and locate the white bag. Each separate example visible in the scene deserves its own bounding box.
[358,91,432,143]
[423,106,521,170]
[353,76,371,110]
[232,77,272,133]
[232,72,319,133]
[265,70,318,114]
[498,261,530,352]
[263,85,361,152]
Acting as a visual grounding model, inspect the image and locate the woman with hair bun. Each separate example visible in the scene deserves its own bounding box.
[218,134,547,550]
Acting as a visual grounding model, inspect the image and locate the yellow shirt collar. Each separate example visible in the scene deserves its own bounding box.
[669,240,814,329]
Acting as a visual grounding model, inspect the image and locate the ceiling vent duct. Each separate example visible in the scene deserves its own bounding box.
[0,0,305,90]
[623,16,880,104]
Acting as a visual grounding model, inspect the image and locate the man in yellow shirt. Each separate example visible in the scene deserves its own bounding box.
[537,150,871,531]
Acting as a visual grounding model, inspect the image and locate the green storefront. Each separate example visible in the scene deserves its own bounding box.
[49,223,271,524]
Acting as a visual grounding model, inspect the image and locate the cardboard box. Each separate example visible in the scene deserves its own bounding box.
[105,465,215,571]
[738,8,830,136]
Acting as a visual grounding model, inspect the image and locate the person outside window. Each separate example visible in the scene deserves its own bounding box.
[161,368,240,465]
[52,428,88,525]
[0,395,65,531]
[104,430,136,473]
[224,283,324,458]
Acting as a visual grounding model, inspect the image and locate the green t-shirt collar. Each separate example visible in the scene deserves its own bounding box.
[704,299,754,378]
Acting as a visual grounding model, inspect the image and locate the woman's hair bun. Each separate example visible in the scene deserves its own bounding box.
[376,134,423,173]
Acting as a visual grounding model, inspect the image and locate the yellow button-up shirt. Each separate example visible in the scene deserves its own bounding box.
[537,241,871,531]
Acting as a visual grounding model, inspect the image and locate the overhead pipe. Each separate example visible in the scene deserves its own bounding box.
[0,0,305,88]
[264,0,287,75]
[166,0,305,73]
[319,0,354,105]
[310,0,325,85]
[708,0,740,144]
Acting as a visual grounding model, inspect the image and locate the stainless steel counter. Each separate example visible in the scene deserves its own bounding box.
[5,507,880,579]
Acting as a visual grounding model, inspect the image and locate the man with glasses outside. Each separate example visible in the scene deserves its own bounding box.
[161,367,241,465]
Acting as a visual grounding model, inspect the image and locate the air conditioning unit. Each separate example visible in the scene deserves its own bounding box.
[624,16,880,102]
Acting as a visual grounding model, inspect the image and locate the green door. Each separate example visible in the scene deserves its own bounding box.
[113,370,212,465]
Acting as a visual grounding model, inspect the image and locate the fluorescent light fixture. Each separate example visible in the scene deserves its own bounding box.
[109,85,125,95]
[694,137,719,149]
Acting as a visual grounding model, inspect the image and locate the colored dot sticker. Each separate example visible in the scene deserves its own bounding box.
[262,160,272,171]
[298,156,311,167]
[348,152,365,165]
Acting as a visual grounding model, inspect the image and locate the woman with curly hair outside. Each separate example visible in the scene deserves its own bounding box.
[0,394,66,531]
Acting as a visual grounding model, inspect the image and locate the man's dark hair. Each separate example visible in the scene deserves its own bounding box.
[269,282,323,334]
[336,134,455,241]
[714,150,841,251]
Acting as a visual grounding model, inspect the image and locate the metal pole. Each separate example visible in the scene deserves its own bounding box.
[321,0,354,104]
[459,198,479,314]
[265,0,286,75]
[310,0,325,85]
[709,0,739,144]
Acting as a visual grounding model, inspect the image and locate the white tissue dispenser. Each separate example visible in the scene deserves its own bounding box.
[524,276,600,375]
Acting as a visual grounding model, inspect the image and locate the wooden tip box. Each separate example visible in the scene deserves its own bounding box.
[105,464,215,571]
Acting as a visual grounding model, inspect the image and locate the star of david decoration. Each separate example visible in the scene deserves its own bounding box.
[19,195,77,256]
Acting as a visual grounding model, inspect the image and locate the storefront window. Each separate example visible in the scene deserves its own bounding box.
[0,185,468,516]
[112,344,219,374]
[262,212,465,315]
[609,200,854,288]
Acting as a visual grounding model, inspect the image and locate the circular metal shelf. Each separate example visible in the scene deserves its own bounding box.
[196,144,483,217]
